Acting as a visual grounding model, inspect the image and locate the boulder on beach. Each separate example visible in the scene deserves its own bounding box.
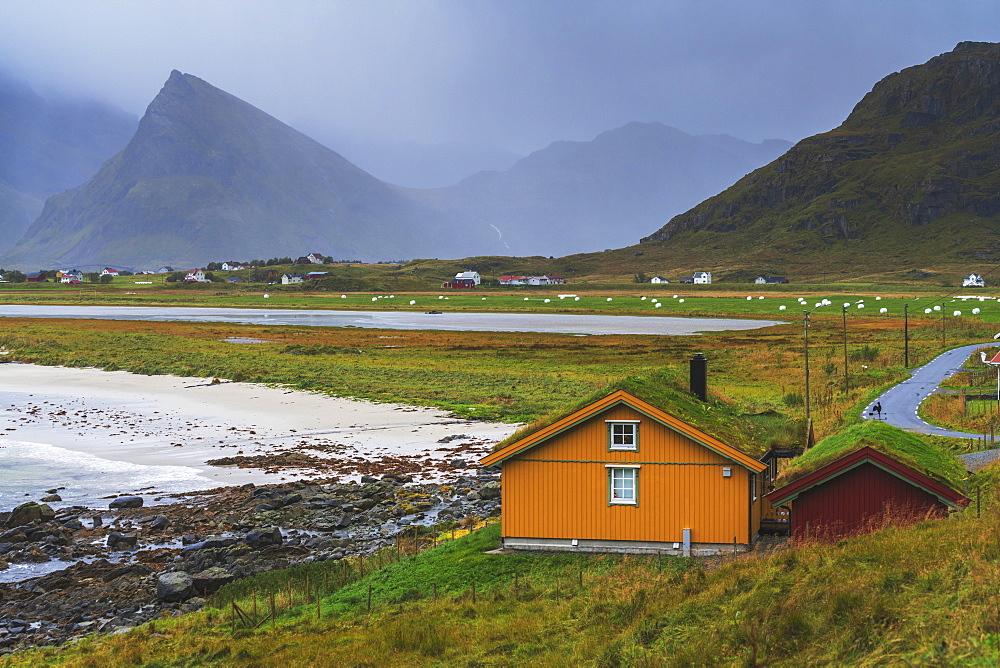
[157,571,195,602]
[4,502,55,529]
[244,527,283,548]
[192,566,236,594]
[107,532,139,549]
[109,496,144,510]
[40,494,61,502]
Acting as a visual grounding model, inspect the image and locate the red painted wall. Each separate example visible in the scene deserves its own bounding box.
[790,462,948,540]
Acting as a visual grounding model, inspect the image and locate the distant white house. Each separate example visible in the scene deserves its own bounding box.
[306,253,327,264]
[650,276,669,284]
[282,273,304,285]
[693,271,712,285]
[455,271,481,285]
[499,274,565,286]
[221,262,246,271]
[963,273,986,288]
[157,266,174,274]
[184,269,209,283]
[755,276,788,284]
[101,267,120,277]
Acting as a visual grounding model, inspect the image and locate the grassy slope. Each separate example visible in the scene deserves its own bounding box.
[13,484,1000,667]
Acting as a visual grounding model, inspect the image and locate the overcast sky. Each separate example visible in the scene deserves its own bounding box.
[1,0,998,155]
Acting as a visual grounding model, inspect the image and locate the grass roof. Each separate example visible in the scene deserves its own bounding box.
[494,367,801,458]
[777,421,967,490]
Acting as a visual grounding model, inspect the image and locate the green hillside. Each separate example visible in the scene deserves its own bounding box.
[638,41,1000,280]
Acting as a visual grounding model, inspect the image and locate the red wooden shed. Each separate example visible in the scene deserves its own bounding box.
[767,446,968,541]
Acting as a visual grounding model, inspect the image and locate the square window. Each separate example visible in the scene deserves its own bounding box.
[609,467,638,505]
[608,422,638,450]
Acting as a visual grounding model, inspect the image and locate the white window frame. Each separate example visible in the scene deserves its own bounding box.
[750,472,758,502]
[607,464,639,505]
[606,420,640,451]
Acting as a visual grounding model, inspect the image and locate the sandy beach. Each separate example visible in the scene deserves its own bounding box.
[0,363,517,508]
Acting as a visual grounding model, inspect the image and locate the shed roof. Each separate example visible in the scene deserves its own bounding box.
[481,388,766,472]
[768,446,968,508]
[776,421,967,490]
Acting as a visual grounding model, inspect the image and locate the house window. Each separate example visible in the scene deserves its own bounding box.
[607,420,639,451]
[750,472,758,501]
[608,466,639,505]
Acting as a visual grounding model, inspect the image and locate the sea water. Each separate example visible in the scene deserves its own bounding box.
[0,437,219,511]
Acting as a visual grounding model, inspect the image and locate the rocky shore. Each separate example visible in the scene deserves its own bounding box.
[0,471,500,653]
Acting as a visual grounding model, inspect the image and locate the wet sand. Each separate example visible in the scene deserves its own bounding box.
[0,363,516,507]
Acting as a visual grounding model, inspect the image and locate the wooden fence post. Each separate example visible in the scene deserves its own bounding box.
[367,585,372,612]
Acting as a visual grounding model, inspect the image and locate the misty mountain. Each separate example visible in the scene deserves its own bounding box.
[298,125,523,189]
[0,70,136,255]
[639,41,1000,273]
[414,122,790,257]
[2,71,502,270]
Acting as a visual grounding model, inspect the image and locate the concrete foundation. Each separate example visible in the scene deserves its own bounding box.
[500,536,754,556]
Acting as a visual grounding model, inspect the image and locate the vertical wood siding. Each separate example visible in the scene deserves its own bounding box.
[502,404,753,544]
[790,462,947,540]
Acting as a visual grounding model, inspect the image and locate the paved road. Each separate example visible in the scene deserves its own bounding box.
[861,341,996,441]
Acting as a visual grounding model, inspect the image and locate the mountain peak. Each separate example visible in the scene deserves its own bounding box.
[2,71,498,268]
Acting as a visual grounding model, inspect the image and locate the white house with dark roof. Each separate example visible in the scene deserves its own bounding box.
[692,271,712,284]
[963,273,986,288]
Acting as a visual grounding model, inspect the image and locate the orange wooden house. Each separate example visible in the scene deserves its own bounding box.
[480,389,768,555]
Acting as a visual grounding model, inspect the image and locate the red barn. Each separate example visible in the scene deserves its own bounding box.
[767,446,967,541]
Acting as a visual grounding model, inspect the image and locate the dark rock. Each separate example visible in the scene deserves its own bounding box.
[180,597,207,613]
[5,502,56,529]
[107,532,138,549]
[280,493,302,506]
[109,496,143,510]
[244,527,282,548]
[355,498,377,511]
[253,503,276,512]
[40,494,62,502]
[149,515,170,530]
[181,534,200,545]
[102,564,152,582]
[449,459,467,468]
[181,537,237,553]
[0,528,27,543]
[192,566,236,594]
[156,572,194,602]
[61,519,84,531]
[360,475,379,484]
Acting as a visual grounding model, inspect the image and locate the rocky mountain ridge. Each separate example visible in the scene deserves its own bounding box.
[640,41,1000,270]
[1,71,500,269]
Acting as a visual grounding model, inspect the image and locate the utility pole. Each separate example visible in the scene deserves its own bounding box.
[903,302,909,367]
[803,310,811,423]
[842,304,849,393]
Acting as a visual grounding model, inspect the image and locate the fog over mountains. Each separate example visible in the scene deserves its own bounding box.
[0,70,136,256]
[0,69,789,270]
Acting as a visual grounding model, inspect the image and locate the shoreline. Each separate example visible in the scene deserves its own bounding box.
[0,363,516,510]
